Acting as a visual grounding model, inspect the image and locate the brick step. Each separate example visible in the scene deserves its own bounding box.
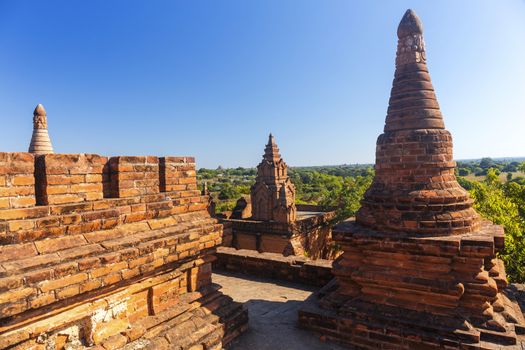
[133,304,227,350]
[0,211,210,269]
[337,300,481,344]
[0,216,223,318]
[0,215,215,277]
[0,195,208,245]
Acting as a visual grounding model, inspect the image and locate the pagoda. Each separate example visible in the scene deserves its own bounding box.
[251,133,297,223]
[299,9,525,349]
[218,134,336,259]
[28,103,54,154]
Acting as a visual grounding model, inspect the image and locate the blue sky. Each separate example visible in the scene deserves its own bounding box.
[0,1,524,168]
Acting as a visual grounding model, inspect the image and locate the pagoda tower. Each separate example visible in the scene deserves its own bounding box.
[355,9,480,235]
[299,10,524,349]
[251,134,296,223]
[28,103,54,154]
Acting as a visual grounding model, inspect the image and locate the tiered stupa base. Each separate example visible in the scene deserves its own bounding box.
[299,220,525,349]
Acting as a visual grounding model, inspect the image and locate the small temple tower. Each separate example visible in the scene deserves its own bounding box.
[28,103,54,154]
[219,134,336,258]
[251,134,296,223]
[299,10,525,348]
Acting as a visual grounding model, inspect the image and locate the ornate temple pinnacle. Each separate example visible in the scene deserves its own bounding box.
[395,9,426,67]
[252,135,296,223]
[201,181,210,196]
[385,10,442,132]
[397,9,423,38]
[263,133,281,162]
[28,103,54,154]
[268,133,275,146]
[300,10,523,349]
[33,103,48,129]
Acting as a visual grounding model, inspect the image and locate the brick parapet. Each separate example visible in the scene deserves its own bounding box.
[221,209,337,259]
[0,152,247,349]
[0,153,198,208]
[109,156,160,198]
[215,246,333,286]
[35,153,108,205]
[222,209,336,238]
[159,156,197,192]
[0,153,35,210]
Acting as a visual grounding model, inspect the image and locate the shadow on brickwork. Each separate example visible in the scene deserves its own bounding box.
[213,271,345,350]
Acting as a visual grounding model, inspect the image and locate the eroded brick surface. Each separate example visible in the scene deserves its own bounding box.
[299,9,525,349]
[0,152,35,210]
[0,153,247,349]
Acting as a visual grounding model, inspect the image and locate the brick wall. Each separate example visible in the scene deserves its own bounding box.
[215,246,333,286]
[0,153,35,209]
[109,156,160,198]
[159,156,197,192]
[35,154,107,205]
[0,152,247,349]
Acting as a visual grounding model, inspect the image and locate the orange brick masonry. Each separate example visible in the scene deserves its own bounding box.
[0,152,247,349]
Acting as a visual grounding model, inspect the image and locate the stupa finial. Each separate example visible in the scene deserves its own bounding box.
[397,9,423,39]
[28,103,54,154]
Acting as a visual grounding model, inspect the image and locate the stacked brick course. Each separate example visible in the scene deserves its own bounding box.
[109,156,160,198]
[159,156,197,193]
[0,153,35,209]
[299,9,525,349]
[35,154,107,205]
[0,152,247,349]
[215,247,333,287]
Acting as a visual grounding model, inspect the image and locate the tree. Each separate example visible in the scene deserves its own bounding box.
[480,157,494,169]
[218,184,240,201]
[458,168,470,176]
[320,169,374,221]
[518,162,525,173]
[461,169,525,282]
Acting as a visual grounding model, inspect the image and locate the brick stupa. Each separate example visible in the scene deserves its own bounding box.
[250,133,297,223]
[299,9,525,349]
[28,104,54,155]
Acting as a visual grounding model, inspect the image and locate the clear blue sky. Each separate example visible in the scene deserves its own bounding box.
[0,1,524,168]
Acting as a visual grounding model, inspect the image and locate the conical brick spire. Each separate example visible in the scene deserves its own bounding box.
[356,9,480,235]
[300,10,524,348]
[386,9,444,132]
[28,104,54,154]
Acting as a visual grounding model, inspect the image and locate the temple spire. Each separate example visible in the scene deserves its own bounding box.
[28,103,54,154]
[251,134,296,223]
[356,9,479,235]
[385,9,444,132]
[263,132,281,162]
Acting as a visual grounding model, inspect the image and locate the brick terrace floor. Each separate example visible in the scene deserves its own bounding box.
[213,271,345,350]
[215,272,525,350]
